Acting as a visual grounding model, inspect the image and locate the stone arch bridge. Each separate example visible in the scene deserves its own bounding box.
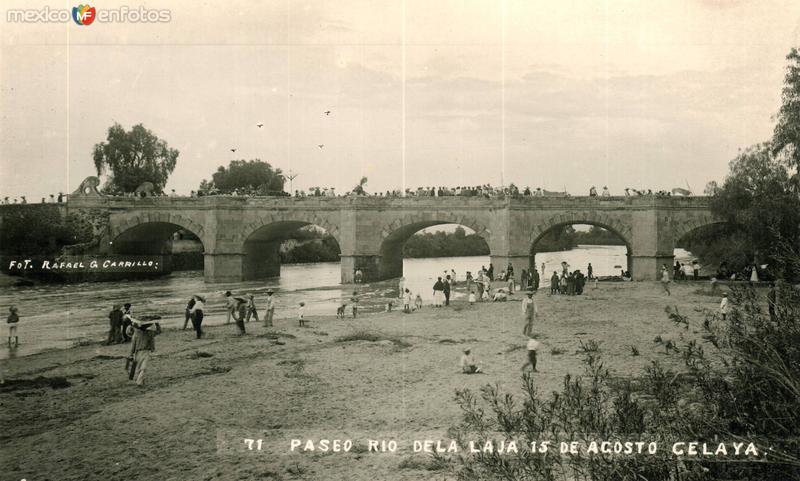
[58,193,719,283]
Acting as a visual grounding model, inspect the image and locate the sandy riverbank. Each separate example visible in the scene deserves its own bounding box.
[0,281,724,481]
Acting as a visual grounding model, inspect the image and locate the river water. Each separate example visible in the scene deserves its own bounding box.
[0,246,695,359]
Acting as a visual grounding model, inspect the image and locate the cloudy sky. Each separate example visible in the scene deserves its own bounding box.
[1,0,799,200]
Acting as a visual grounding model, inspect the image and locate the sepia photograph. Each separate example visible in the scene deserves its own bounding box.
[1,1,799,480]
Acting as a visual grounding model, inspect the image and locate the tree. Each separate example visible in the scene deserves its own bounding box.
[93,123,179,194]
[709,142,800,279]
[200,159,284,194]
[773,47,800,176]
[353,176,368,195]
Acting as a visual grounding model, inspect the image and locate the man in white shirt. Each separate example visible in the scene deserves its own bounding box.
[264,290,276,328]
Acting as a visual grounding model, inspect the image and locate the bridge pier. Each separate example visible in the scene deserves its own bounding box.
[340,255,386,283]
[242,240,282,280]
[490,254,529,283]
[630,254,674,281]
[204,253,245,283]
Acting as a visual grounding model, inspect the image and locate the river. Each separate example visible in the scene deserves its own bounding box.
[0,246,695,359]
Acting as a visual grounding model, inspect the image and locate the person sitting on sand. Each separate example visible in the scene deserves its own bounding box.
[492,287,509,302]
[298,302,306,326]
[522,336,540,372]
[414,293,423,311]
[7,306,19,348]
[128,318,162,387]
[460,348,481,374]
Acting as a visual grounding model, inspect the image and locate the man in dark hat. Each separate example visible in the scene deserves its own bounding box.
[128,318,161,387]
[107,304,123,345]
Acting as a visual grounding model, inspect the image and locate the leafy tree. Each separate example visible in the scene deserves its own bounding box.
[708,143,800,279]
[0,206,93,259]
[93,123,179,194]
[200,159,284,194]
[353,176,368,195]
[773,47,800,176]
[403,227,490,258]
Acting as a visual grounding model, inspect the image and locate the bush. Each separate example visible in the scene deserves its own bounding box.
[446,282,800,480]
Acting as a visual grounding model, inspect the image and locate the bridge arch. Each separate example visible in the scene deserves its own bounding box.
[108,214,207,274]
[238,213,342,281]
[376,213,491,280]
[529,215,634,280]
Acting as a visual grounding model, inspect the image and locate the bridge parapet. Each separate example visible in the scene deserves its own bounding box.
[10,194,718,283]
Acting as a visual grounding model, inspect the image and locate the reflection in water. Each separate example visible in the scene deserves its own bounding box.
[0,246,694,359]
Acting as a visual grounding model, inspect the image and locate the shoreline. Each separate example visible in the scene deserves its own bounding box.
[0,281,728,480]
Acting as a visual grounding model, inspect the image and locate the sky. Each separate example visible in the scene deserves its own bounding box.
[1,0,799,200]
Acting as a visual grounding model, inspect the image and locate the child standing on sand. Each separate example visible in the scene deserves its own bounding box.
[351,292,359,318]
[468,290,476,306]
[719,293,729,321]
[522,336,540,372]
[298,302,306,326]
[7,306,19,348]
[403,289,412,313]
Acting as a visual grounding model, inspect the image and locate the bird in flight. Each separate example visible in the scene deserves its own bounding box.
[317,144,324,149]
[230,148,237,152]
[256,123,264,128]
[324,110,331,116]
